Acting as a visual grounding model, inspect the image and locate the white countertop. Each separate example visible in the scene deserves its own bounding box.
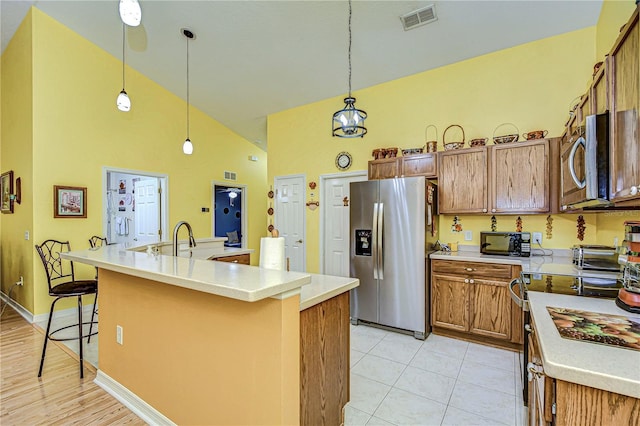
[527,292,640,399]
[430,251,621,279]
[299,274,359,311]
[63,245,309,302]
[128,238,253,260]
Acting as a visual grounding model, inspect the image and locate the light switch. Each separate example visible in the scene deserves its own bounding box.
[464,231,472,241]
[24,231,30,240]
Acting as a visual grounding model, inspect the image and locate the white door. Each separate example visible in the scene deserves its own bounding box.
[134,178,160,245]
[274,175,305,272]
[321,173,367,276]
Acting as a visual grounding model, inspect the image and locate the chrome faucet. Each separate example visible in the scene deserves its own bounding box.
[173,221,197,256]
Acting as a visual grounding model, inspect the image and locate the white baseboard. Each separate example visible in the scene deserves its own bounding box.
[94,370,175,426]
[33,299,98,325]
[0,291,34,323]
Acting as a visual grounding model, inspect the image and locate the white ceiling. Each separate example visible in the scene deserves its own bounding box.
[1,0,603,151]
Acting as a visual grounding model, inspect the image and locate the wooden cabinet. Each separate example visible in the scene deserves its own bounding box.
[300,291,350,426]
[401,153,437,178]
[526,315,640,425]
[431,260,522,349]
[609,7,640,206]
[438,147,488,214]
[211,253,250,264]
[591,64,608,115]
[438,139,558,215]
[368,153,437,180]
[368,157,401,179]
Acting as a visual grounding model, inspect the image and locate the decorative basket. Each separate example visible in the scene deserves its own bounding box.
[443,124,465,150]
[402,148,424,156]
[425,125,438,153]
[372,148,386,160]
[493,123,520,144]
[522,130,548,140]
[469,138,488,147]
[386,147,399,158]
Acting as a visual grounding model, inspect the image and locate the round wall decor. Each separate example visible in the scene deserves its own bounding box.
[336,151,352,170]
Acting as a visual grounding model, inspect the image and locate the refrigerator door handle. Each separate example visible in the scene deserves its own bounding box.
[372,202,379,279]
[378,202,384,280]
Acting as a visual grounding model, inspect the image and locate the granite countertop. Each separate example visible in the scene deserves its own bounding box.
[430,250,621,279]
[527,292,640,399]
[63,244,309,302]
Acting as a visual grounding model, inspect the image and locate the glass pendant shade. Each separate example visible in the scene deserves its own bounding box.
[332,97,367,137]
[117,90,131,112]
[119,0,142,27]
[183,138,193,155]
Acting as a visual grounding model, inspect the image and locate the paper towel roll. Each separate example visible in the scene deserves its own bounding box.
[260,237,286,270]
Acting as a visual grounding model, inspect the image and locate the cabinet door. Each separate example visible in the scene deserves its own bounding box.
[469,277,511,340]
[592,64,608,115]
[402,153,437,178]
[431,274,469,332]
[213,253,250,264]
[490,140,550,213]
[368,158,401,180]
[610,8,639,205]
[438,148,488,214]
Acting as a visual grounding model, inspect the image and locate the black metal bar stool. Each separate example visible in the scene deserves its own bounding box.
[35,239,98,378]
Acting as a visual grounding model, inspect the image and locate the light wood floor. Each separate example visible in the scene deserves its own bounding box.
[0,306,145,425]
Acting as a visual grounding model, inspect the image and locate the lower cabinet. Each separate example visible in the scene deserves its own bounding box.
[300,291,350,425]
[211,253,250,264]
[431,260,522,349]
[527,317,640,425]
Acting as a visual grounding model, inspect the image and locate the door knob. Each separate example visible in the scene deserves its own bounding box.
[296,239,303,243]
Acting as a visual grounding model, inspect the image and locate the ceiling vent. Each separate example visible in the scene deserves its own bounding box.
[224,171,237,181]
[400,4,437,31]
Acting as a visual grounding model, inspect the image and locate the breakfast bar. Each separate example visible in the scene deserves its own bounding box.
[62,245,358,425]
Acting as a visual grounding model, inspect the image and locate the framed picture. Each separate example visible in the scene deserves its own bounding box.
[1,171,14,213]
[54,185,87,218]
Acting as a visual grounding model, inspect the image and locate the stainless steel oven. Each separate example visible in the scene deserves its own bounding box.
[509,272,622,405]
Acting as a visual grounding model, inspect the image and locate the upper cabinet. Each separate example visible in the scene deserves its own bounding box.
[438,147,488,214]
[592,64,608,115]
[438,139,559,215]
[368,153,437,180]
[609,7,640,206]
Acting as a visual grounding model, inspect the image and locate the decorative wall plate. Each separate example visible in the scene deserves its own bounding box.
[267,190,274,198]
[336,152,352,171]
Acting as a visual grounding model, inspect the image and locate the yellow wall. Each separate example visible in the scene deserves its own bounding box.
[99,269,300,425]
[268,26,635,273]
[1,8,269,316]
[596,0,638,61]
[0,10,35,312]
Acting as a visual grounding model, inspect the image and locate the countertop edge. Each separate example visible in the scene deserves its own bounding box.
[299,274,359,311]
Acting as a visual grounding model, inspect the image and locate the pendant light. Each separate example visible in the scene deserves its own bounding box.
[332,0,367,138]
[116,23,131,112]
[182,28,195,155]
[119,0,142,27]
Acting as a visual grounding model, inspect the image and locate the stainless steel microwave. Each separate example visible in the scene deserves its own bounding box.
[480,232,531,257]
[560,113,611,210]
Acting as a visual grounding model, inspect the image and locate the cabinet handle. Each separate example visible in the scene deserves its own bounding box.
[465,267,475,272]
[525,324,534,334]
[232,260,239,263]
[464,279,469,283]
[469,279,474,284]
[631,185,638,196]
[491,209,496,213]
[482,209,487,213]
[527,362,543,381]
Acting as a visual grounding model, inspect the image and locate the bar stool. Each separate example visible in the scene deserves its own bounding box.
[35,239,98,378]
[88,235,108,249]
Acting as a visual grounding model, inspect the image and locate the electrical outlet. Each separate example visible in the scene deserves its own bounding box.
[464,231,473,241]
[17,276,23,286]
[116,325,123,345]
[533,232,543,245]
[24,231,29,240]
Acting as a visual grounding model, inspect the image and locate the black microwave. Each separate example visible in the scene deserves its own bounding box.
[480,232,531,257]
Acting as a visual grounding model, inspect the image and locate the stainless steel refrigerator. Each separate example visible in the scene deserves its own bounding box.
[350,176,436,340]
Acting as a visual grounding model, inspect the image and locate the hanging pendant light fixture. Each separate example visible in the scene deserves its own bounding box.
[332,0,367,138]
[119,0,142,27]
[116,23,131,112]
[182,28,195,155]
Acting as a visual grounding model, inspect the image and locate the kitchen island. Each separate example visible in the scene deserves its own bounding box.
[63,245,358,425]
[527,292,640,424]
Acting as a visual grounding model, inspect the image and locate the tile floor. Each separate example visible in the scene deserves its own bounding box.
[346,324,527,426]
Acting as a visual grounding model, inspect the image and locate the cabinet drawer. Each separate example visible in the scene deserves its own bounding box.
[431,260,513,279]
[212,253,250,265]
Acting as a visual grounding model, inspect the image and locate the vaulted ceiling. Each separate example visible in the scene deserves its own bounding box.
[1,1,603,150]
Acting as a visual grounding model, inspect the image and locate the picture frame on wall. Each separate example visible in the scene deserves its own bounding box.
[1,171,14,214]
[54,185,87,218]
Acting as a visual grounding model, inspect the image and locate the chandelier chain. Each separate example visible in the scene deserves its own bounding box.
[348,0,352,98]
